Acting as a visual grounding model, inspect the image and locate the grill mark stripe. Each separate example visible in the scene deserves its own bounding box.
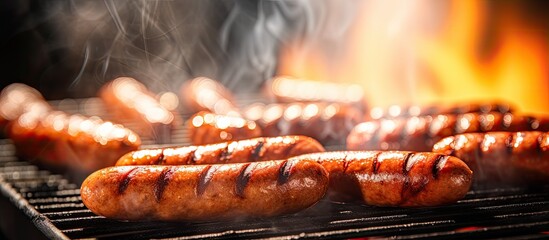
[187,149,197,164]
[372,151,382,174]
[155,150,165,165]
[196,165,216,196]
[235,163,253,198]
[118,167,140,194]
[432,154,448,179]
[154,167,175,202]
[278,160,293,185]
[402,152,414,174]
[219,143,232,163]
[505,133,515,155]
[251,140,265,161]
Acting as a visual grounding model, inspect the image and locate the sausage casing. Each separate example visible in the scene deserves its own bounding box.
[347,112,549,152]
[0,83,51,135]
[99,77,178,143]
[432,131,549,185]
[180,77,240,115]
[116,135,325,166]
[244,102,363,145]
[188,111,262,145]
[290,151,472,207]
[367,102,513,120]
[8,110,141,173]
[81,159,329,221]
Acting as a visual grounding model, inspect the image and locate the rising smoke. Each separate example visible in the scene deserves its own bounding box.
[1,0,357,99]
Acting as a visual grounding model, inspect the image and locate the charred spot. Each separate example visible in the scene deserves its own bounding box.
[219,144,232,163]
[277,160,293,185]
[432,154,449,179]
[118,167,139,194]
[505,133,515,155]
[372,151,382,174]
[402,152,415,174]
[196,165,216,196]
[155,150,165,165]
[251,140,265,161]
[154,167,175,202]
[235,163,253,198]
[187,149,197,164]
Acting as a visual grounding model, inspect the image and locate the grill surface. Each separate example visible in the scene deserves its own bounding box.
[1,98,549,239]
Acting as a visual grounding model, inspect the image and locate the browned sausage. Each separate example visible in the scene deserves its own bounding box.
[99,77,179,143]
[347,112,549,152]
[116,135,325,166]
[367,102,513,120]
[8,110,141,173]
[432,131,549,185]
[243,102,363,145]
[188,111,262,145]
[0,83,51,135]
[80,159,329,221]
[180,77,240,116]
[266,76,368,113]
[290,151,472,207]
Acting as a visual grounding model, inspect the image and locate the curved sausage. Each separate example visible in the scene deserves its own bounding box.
[347,112,549,152]
[81,159,329,221]
[180,77,240,116]
[99,77,178,143]
[8,110,141,173]
[188,111,262,145]
[116,135,325,166]
[290,151,472,207]
[243,102,363,145]
[432,131,549,185]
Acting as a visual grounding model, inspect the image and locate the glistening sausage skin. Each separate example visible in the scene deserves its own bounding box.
[81,159,329,221]
[115,135,325,166]
[290,151,473,207]
[432,131,549,185]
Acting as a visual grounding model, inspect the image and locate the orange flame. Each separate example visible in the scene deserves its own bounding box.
[278,1,549,114]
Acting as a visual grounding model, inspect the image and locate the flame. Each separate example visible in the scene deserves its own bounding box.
[278,1,549,114]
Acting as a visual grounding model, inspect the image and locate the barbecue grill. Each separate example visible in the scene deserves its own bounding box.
[1,98,549,240]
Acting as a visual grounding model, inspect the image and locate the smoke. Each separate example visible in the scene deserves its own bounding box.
[1,0,358,98]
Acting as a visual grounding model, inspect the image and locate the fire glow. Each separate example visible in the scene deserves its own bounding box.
[278,1,549,114]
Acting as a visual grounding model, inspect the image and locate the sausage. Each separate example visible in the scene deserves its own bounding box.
[0,83,51,135]
[188,111,262,145]
[367,102,513,120]
[243,102,363,145]
[347,112,549,152]
[266,76,368,113]
[432,131,549,186]
[99,77,178,143]
[180,77,240,116]
[80,159,329,221]
[290,151,472,207]
[116,135,325,166]
[8,110,141,173]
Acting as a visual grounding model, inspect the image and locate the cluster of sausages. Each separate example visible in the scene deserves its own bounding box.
[2,76,548,223]
[0,83,141,174]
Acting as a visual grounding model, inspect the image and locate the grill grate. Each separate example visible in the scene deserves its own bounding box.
[1,98,549,239]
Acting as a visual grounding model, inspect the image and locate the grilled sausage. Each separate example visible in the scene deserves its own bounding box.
[180,77,240,116]
[347,112,549,152]
[267,76,368,113]
[0,83,51,135]
[116,135,325,166]
[99,77,178,143]
[432,131,549,185]
[290,151,472,207]
[243,102,363,145]
[81,159,329,221]
[367,102,513,120]
[188,111,262,145]
[8,110,141,173]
